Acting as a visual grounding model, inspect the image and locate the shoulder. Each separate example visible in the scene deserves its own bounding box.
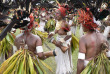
[31,34,41,41]
[80,35,86,41]
[97,32,105,38]
[97,33,107,41]
[32,34,42,45]
[15,33,23,40]
[79,35,87,44]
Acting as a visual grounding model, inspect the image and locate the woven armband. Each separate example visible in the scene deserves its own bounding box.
[36,46,43,53]
[53,50,57,56]
[78,52,85,60]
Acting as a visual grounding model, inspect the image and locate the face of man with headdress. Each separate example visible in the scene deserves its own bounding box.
[39,11,46,21]
[55,7,67,20]
[55,10,62,20]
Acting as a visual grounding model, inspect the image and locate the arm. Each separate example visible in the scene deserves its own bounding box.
[44,50,57,58]
[77,36,86,74]
[36,36,45,60]
[8,38,18,58]
[105,40,110,60]
[52,40,68,53]
[64,22,72,41]
[44,51,54,58]
[48,30,57,38]
[64,35,71,41]
[14,38,19,50]
[55,22,71,52]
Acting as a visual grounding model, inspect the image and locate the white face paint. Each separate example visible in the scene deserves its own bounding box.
[40,12,46,21]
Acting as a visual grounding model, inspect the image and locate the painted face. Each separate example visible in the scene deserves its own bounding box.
[40,12,46,20]
[55,10,62,20]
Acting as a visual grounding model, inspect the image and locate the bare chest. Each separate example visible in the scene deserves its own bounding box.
[17,36,36,50]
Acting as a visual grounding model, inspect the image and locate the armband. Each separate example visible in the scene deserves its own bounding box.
[53,50,57,56]
[36,46,43,53]
[106,51,110,57]
[78,52,85,60]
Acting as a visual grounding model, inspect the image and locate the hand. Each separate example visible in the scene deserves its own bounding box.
[61,46,68,50]
[48,33,54,38]
[52,40,56,44]
[44,56,49,59]
[55,41,62,47]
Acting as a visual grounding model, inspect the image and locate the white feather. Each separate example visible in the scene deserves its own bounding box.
[103,26,110,38]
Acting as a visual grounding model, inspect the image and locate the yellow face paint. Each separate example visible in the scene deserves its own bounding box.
[55,21,62,30]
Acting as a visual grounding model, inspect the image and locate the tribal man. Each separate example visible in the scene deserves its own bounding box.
[13,11,46,60]
[77,9,109,74]
[36,11,47,32]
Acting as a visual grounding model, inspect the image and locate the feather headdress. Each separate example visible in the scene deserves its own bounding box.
[78,8,98,30]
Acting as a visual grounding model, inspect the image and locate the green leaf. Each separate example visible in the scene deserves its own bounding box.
[39,60,53,72]
[3,55,19,74]
[6,33,14,45]
[18,59,24,74]
[28,55,36,74]
[33,59,44,74]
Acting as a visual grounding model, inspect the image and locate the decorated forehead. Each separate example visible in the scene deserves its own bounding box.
[40,11,46,17]
[56,6,67,17]
[13,9,34,30]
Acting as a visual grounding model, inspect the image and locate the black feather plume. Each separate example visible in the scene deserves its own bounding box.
[97,10,109,20]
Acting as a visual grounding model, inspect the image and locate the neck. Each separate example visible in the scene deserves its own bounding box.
[87,30,95,34]
[23,30,31,35]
